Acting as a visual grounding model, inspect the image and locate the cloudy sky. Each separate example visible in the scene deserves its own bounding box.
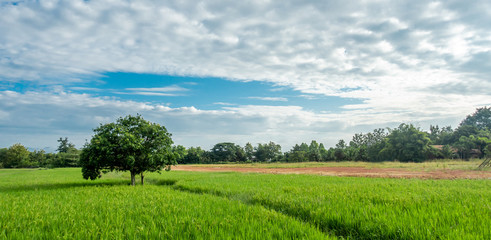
[1,0,490,151]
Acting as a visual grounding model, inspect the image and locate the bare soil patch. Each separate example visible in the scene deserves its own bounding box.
[174,165,491,179]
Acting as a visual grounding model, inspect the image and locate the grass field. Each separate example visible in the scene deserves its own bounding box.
[1,167,490,239]
[184,158,490,171]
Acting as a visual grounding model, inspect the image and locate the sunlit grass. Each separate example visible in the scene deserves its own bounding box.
[1,168,490,239]
[156,171,491,239]
[0,169,331,239]
[184,158,489,171]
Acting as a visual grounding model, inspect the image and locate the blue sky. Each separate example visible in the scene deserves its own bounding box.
[64,72,361,112]
[1,0,491,151]
[2,72,360,112]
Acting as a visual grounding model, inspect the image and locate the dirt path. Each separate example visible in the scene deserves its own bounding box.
[174,165,491,179]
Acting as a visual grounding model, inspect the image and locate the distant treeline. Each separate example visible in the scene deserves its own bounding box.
[0,138,80,168]
[1,107,490,168]
[173,107,491,164]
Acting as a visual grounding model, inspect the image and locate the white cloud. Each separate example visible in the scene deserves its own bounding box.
[120,91,182,97]
[248,96,288,102]
[2,89,484,151]
[213,102,235,106]
[0,90,377,150]
[69,87,103,91]
[1,0,491,149]
[116,85,189,96]
[125,86,188,92]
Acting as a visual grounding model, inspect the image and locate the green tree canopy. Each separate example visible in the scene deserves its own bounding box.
[244,142,254,162]
[181,147,206,164]
[80,115,177,185]
[459,106,491,131]
[0,148,7,168]
[57,137,76,153]
[382,124,431,162]
[5,143,31,168]
[254,142,282,162]
[211,142,246,162]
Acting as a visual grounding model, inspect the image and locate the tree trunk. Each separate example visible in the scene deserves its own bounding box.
[131,172,136,186]
[141,173,144,185]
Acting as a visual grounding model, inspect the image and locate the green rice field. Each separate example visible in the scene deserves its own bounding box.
[1,168,490,239]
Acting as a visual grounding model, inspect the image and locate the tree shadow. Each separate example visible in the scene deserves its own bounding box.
[146,178,178,186]
[169,183,412,240]
[0,180,130,193]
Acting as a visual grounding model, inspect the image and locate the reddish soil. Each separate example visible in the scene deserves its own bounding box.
[174,165,491,179]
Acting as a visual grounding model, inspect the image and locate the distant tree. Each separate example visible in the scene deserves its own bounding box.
[473,133,491,158]
[460,106,491,131]
[284,150,306,162]
[441,145,456,159]
[52,148,80,167]
[57,137,76,153]
[333,140,347,161]
[319,143,329,161]
[451,125,479,144]
[335,140,346,149]
[348,128,388,162]
[350,133,365,148]
[182,147,206,164]
[44,153,57,168]
[325,148,336,161]
[308,140,321,162]
[0,148,7,168]
[381,124,431,162]
[29,150,46,168]
[429,125,454,145]
[80,115,177,186]
[485,143,491,158]
[199,151,214,164]
[254,142,282,162]
[453,136,475,160]
[299,142,309,152]
[211,142,246,162]
[172,145,188,164]
[244,142,254,162]
[5,144,31,168]
[285,144,308,162]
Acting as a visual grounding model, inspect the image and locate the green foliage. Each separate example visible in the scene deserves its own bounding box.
[57,137,76,153]
[0,148,7,168]
[429,125,453,145]
[285,142,326,162]
[51,149,80,168]
[307,140,321,162]
[28,150,45,168]
[172,145,188,163]
[4,143,32,168]
[178,146,206,164]
[440,145,456,159]
[284,149,307,162]
[382,124,431,162]
[80,115,176,185]
[244,142,254,161]
[5,107,491,166]
[348,128,388,162]
[460,106,491,131]
[211,142,246,162]
[485,144,491,157]
[254,141,282,162]
[452,125,479,143]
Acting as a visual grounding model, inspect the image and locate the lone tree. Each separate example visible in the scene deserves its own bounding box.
[57,137,75,153]
[80,115,177,185]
